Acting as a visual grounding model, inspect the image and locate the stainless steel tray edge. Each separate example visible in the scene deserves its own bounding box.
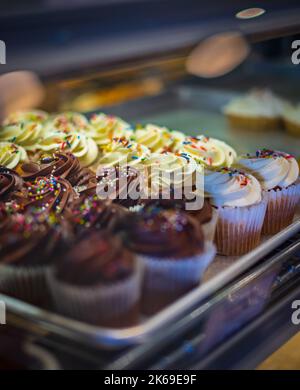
[1,219,299,350]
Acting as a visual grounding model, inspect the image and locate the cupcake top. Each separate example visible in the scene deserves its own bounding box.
[0,142,28,169]
[69,195,128,235]
[96,165,143,208]
[179,135,237,168]
[19,175,77,214]
[0,211,66,266]
[125,207,204,258]
[0,167,24,200]
[223,89,289,118]
[142,152,201,194]
[89,113,133,146]
[3,110,48,126]
[237,149,299,190]
[20,152,96,189]
[134,124,185,153]
[204,167,262,207]
[97,137,150,168]
[37,131,99,167]
[44,112,90,134]
[55,232,135,286]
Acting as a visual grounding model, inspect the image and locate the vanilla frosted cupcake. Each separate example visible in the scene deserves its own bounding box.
[3,110,48,126]
[0,142,28,170]
[134,124,185,153]
[282,104,300,137]
[223,89,289,131]
[88,113,133,148]
[38,131,98,167]
[179,135,237,169]
[96,137,150,169]
[205,168,266,255]
[44,112,91,134]
[237,150,300,234]
[141,151,202,198]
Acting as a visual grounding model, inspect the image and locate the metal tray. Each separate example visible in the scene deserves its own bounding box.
[1,85,300,350]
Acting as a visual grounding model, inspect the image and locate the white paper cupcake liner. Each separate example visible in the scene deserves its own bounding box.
[262,181,300,235]
[0,264,50,305]
[139,242,216,315]
[202,208,218,243]
[215,200,267,256]
[47,259,143,327]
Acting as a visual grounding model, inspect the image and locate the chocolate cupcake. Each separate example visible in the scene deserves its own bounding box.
[124,208,216,314]
[0,166,25,201]
[69,195,128,236]
[96,165,144,208]
[0,211,69,305]
[47,232,142,327]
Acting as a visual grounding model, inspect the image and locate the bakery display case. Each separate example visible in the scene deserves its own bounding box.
[0,1,300,370]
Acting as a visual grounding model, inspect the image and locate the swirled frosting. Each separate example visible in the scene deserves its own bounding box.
[223,89,290,118]
[237,150,299,190]
[204,168,262,207]
[0,142,28,169]
[55,231,135,286]
[134,124,185,153]
[38,131,98,167]
[142,152,202,193]
[0,167,24,200]
[125,208,204,258]
[43,112,91,134]
[97,137,150,168]
[88,113,133,147]
[179,135,236,168]
[2,110,48,126]
[0,121,44,151]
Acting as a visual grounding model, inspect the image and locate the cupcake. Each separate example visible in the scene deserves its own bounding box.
[3,110,48,126]
[134,124,185,153]
[204,168,267,256]
[95,137,150,170]
[124,207,216,315]
[282,104,300,137]
[0,167,25,201]
[0,142,28,171]
[68,195,128,236]
[88,113,133,148]
[223,89,289,131]
[0,210,68,305]
[43,112,90,134]
[96,165,145,208]
[179,135,237,169]
[47,231,142,327]
[237,149,300,234]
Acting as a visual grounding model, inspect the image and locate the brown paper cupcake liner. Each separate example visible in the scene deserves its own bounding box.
[283,118,300,137]
[0,264,51,306]
[202,208,218,243]
[226,113,282,131]
[47,260,143,328]
[215,200,267,256]
[138,242,216,315]
[262,181,300,235]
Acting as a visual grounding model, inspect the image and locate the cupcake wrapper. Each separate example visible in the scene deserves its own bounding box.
[226,113,282,131]
[202,208,218,243]
[215,200,267,256]
[283,118,300,137]
[47,260,143,328]
[139,242,216,315]
[262,181,300,235]
[0,264,50,305]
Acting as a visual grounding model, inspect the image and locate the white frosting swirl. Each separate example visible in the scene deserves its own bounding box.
[179,135,236,168]
[223,89,290,118]
[237,150,299,190]
[204,168,262,207]
[0,142,28,169]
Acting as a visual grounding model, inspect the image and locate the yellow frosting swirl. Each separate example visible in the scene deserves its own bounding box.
[0,142,28,169]
[88,113,133,147]
[134,124,185,153]
[97,137,150,168]
[179,135,237,168]
[3,110,48,126]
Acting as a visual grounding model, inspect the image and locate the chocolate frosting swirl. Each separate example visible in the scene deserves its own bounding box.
[69,195,128,235]
[20,152,96,189]
[0,211,67,266]
[55,231,135,286]
[0,166,25,200]
[125,208,204,258]
[96,165,143,208]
